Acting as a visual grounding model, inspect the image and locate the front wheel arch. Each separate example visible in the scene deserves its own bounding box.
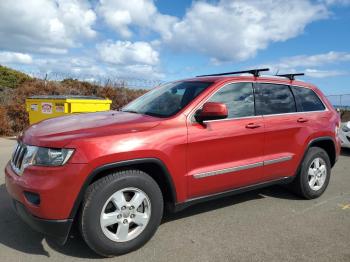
[70,158,177,219]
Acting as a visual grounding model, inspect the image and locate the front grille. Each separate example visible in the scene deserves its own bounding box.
[11,142,27,175]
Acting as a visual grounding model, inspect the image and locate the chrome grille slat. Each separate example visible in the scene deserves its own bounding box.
[16,146,24,167]
[11,142,27,175]
[12,144,20,159]
[18,147,27,170]
[12,144,21,166]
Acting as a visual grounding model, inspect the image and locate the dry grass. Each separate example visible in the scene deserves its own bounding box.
[340,110,350,122]
[0,78,147,136]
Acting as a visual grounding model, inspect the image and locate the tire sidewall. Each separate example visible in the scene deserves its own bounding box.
[82,171,163,256]
[300,148,331,199]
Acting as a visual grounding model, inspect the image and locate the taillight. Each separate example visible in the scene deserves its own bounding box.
[335,120,340,137]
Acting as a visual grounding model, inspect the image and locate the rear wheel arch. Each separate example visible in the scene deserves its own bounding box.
[307,137,336,167]
[70,158,177,219]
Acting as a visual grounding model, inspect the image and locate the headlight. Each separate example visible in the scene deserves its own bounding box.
[342,124,350,132]
[23,146,74,167]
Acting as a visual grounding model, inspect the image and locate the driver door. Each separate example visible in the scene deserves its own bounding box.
[186,82,265,198]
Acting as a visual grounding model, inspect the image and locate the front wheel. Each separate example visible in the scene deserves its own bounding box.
[290,147,331,199]
[80,170,164,257]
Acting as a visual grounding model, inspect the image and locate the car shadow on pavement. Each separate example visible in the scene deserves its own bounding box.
[0,182,299,258]
[0,184,50,257]
[163,185,301,223]
[341,148,350,156]
[0,183,101,259]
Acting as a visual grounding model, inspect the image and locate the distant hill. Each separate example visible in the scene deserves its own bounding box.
[0,65,31,89]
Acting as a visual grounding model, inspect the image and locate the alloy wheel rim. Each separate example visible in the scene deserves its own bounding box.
[308,157,327,191]
[100,187,151,242]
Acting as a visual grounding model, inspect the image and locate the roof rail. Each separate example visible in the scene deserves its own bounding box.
[196,68,270,78]
[276,73,304,81]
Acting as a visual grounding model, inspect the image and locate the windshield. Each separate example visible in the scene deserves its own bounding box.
[122,81,213,117]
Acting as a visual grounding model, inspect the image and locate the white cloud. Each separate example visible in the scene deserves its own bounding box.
[97,0,177,38]
[261,51,350,71]
[305,69,348,78]
[16,54,163,82]
[276,51,350,69]
[164,0,328,62]
[257,51,350,78]
[106,65,164,80]
[33,57,104,77]
[0,51,33,64]
[97,41,159,66]
[0,0,96,54]
[321,0,350,5]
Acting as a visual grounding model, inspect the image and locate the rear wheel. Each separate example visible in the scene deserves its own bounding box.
[80,170,163,257]
[290,147,331,199]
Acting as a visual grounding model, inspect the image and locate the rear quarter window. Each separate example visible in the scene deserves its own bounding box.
[291,86,325,112]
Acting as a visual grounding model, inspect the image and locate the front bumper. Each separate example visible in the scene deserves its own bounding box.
[5,161,87,219]
[12,199,73,244]
[339,133,350,148]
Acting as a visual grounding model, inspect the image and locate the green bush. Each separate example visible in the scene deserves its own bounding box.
[0,65,31,89]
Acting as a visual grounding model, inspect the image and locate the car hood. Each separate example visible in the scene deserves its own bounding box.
[21,111,161,148]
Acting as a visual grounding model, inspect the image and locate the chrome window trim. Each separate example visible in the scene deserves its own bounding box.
[193,155,293,179]
[259,109,328,118]
[188,81,328,124]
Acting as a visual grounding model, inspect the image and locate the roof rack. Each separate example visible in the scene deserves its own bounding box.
[196,68,270,78]
[276,73,304,81]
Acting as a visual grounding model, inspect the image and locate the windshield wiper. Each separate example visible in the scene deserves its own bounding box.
[122,109,165,118]
[121,109,139,114]
[142,111,167,118]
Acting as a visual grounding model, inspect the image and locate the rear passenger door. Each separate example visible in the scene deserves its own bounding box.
[255,83,302,179]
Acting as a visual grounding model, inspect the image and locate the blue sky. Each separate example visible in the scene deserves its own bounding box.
[0,0,349,97]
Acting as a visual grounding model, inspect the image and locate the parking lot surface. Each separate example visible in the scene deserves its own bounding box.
[0,137,349,262]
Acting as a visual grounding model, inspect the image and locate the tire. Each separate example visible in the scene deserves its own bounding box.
[290,147,331,199]
[80,169,164,257]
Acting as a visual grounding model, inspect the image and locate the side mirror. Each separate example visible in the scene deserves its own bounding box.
[195,102,228,123]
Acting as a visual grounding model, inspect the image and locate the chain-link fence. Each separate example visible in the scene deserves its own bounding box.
[326,94,350,122]
[326,94,350,110]
[32,72,164,89]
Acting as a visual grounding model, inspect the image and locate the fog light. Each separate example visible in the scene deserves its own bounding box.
[23,191,40,206]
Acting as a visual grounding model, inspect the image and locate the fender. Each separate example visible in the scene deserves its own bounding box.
[306,136,337,165]
[69,158,177,218]
[293,136,337,180]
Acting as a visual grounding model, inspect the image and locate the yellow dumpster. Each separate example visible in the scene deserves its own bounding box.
[26,95,112,124]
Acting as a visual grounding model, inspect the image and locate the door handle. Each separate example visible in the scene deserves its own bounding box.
[297,117,308,123]
[246,123,261,129]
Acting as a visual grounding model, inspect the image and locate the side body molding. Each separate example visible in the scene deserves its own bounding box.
[69,158,177,218]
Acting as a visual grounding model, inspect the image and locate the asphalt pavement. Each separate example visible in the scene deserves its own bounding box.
[0,137,349,262]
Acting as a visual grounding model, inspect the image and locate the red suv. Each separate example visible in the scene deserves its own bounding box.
[5,69,341,257]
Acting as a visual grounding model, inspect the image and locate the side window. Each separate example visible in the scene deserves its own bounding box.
[208,82,255,118]
[255,84,296,115]
[291,86,325,112]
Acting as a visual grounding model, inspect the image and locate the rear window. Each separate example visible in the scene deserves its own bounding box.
[291,86,326,112]
[255,83,296,115]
